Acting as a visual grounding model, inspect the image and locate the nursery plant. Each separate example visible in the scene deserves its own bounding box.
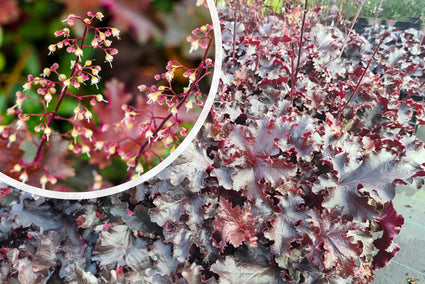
[0,0,424,283]
[0,3,215,192]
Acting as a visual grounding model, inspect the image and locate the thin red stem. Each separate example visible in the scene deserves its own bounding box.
[338,0,364,60]
[338,32,388,116]
[289,0,308,105]
[31,24,90,165]
[232,0,240,60]
[132,34,214,171]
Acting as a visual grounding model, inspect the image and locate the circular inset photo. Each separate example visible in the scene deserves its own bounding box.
[0,0,222,198]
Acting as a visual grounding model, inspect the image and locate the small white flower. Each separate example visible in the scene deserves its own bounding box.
[19,172,28,184]
[94,141,104,151]
[95,12,104,21]
[135,163,144,176]
[48,44,56,55]
[111,28,120,39]
[7,134,16,147]
[82,145,91,157]
[45,93,52,107]
[75,47,83,57]
[84,129,93,141]
[44,126,52,141]
[105,53,113,67]
[40,175,48,189]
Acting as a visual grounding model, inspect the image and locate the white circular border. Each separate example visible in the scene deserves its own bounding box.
[0,0,222,200]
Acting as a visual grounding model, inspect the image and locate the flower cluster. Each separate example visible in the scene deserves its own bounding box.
[1,12,119,189]
[74,24,215,184]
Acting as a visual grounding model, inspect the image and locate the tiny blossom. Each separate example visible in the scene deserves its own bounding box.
[171,106,178,116]
[145,128,153,143]
[138,84,147,92]
[95,12,104,20]
[72,80,80,88]
[157,129,167,139]
[44,126,52,141]
[85,60,92,66]
[84,129,93,141]
[104,40,112,47]
[74,106,80,118]
[185,100,193,112]
[165,71,174,82]
[16,118,25,130]
[82,145,91,157]
[42,68,51,77]
[98,31,106,40]
[105,53,113,67]
[71,128,79,143]
[49,176,57,184]
[85,110,92,122]
[108,145,116,155]
[23,82,32,90]
[96,94,108,103]
[6,108,15,115]
[91,76,99,87]
[75,47,83,57]
[91,38,99,48]
[95,141,104,151]
[71,144,81,154]
[189,40,199,53]
[135,163,144,176]
[126,158,136,170]
[189,72,196,83]
[7,134,16,147]
[180,127,188,136]
[92,66,101,76]
[58,74,67,81]
[121,110,137,123]
[37,88,46,95]
[12,164,22,172]
[48,44,56,55]
[165,135,173,147]
[65,14,75,26]
[40,175,48,189]
[147,92,160,104]
[93,171,103,190]
[19,171,28,183]
[111,28,120,39]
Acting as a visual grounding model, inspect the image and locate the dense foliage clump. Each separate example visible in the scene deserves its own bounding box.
[0,0,424,283]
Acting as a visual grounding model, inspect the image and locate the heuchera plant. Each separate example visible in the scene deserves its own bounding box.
[0,10,214,191]
[0,0,424,283]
